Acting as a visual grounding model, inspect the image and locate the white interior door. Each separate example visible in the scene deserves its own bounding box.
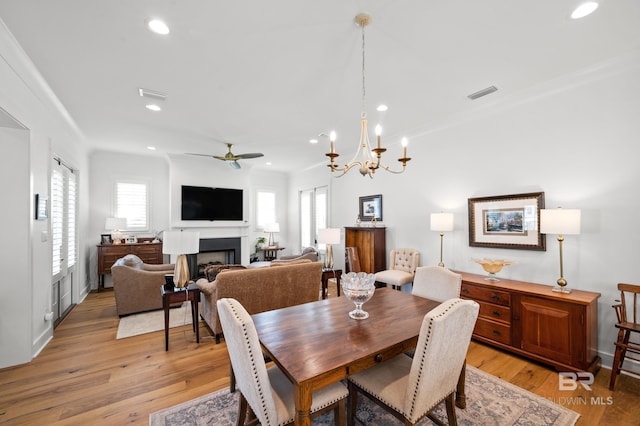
[51,158,77,324]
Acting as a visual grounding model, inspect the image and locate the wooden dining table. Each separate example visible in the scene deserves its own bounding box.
[251,287,466,426]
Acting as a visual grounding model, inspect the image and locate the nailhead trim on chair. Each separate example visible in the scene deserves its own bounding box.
[407,298,464,420]
[227,301,275,425]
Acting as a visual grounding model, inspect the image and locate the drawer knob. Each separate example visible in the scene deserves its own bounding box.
[491,294,501,302]
[462,288,470,294]
[492,330,501,336]
[492,310,501,317]
[374,354,383,363]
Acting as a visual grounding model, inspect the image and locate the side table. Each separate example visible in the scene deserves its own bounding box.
[321,268,342,299]
[161,282,200,351]
[260,246,285,261]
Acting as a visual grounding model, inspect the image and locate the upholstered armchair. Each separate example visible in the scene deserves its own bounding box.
[278,246,319,262]
[111,254,175,316]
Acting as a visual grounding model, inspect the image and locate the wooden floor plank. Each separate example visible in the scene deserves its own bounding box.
[0,289,638,425]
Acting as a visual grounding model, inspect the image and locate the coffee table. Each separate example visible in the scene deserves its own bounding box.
[252,288,464,426]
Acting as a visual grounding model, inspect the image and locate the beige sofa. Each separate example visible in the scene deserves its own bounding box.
[196,259,322,342]
[111,254,175,316]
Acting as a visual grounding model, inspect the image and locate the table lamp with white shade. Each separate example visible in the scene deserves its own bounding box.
[540,207,581,293]
[264,223,280,248]
[162,231,200,288]
[318,228,341,269]
[105,217,127,244]
[430,212,454,267]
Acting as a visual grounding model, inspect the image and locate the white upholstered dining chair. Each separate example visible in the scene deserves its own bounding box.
[374,248,420,290]
[347,298,479,426]
[217,298,348,426]
[412,266,462,302]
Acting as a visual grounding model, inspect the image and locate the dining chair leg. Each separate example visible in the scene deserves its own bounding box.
[230,365,236,393]
[237,392,248,426]
[609,329,630,390]
[334,398,346,426]
[444,392,458,426]
[455,362,466,408]
[347,381,358,426]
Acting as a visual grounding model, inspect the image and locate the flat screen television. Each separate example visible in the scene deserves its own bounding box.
[181,185,243,221]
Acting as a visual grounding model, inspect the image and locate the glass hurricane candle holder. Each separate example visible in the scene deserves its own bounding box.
[341,272,376,319]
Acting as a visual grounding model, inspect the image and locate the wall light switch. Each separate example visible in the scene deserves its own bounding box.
[41,231,48,242]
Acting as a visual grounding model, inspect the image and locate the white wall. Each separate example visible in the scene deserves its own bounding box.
[290,52,640,369]
[87,153,290,273]
[88,150,171,288]
[0,126,31,368]
[0,21,88,368]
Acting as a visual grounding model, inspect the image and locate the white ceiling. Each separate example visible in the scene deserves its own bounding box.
[1,1,639,173]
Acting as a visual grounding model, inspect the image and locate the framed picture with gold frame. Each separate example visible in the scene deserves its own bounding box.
[468,192,546,250]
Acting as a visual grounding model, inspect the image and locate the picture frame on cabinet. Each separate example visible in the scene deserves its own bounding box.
[359,194,383,221]
[468,192,546,251]
[100,234,113,245]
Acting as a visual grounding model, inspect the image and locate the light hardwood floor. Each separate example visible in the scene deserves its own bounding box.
[0,288,638,425]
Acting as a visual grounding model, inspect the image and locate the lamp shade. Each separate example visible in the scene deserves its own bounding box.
[105,217,127,230]
[162,231,200,255]
[264,223,280,233]
[318,228,341,245]
[540,208,581,235]
[430,212,454,232]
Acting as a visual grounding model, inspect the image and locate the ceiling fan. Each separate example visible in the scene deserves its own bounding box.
[186,143,264,169]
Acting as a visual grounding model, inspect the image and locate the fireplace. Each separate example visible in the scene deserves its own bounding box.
[187,237,242,280]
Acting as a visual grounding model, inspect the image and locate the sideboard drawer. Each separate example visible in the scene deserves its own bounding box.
[461,283,510,306]
[478,301,511,324]
[473,317,511,345]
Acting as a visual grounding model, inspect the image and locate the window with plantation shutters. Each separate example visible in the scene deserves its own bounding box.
[115,181,148,231]
[51,169,63,276]
[67,172,76,267]
[300,186,328,249]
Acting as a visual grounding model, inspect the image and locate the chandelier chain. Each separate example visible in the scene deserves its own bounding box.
[361,21,366,114]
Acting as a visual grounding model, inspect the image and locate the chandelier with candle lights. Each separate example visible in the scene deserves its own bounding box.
[326,13,411,178]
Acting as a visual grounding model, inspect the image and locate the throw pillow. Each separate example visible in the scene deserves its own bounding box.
[204,264,247,281]
[270,258,312,267]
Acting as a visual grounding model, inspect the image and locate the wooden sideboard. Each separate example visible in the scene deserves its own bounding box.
[97,240,163,290]
[455,270,601,373]
[344,227,386,274]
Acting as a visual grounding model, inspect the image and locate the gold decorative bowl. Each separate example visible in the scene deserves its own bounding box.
[473,258,514,281]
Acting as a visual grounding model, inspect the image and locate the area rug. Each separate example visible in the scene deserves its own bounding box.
[149,365,580,425]
[116,302,196,339]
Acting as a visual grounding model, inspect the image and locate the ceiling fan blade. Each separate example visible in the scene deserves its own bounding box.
[185,153,214,158]
[236,153,264,159]
[229,160,241,169]
[213,155,228,161]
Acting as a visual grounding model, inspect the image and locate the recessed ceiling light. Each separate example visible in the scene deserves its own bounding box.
[147,19,170,35]
[309,139,318,144]
[376,104,388,112]
[266,162,272,166]
[147,146,156,151]
[571,2,598,19]
[145,104,161,111]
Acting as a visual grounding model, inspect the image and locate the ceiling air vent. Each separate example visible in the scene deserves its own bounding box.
[138,88,167,101]
[467,86,498,100]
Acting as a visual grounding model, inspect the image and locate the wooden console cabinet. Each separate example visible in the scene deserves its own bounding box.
[97,240,163,290]
[344,227,386,274]
[456,271,601,373]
